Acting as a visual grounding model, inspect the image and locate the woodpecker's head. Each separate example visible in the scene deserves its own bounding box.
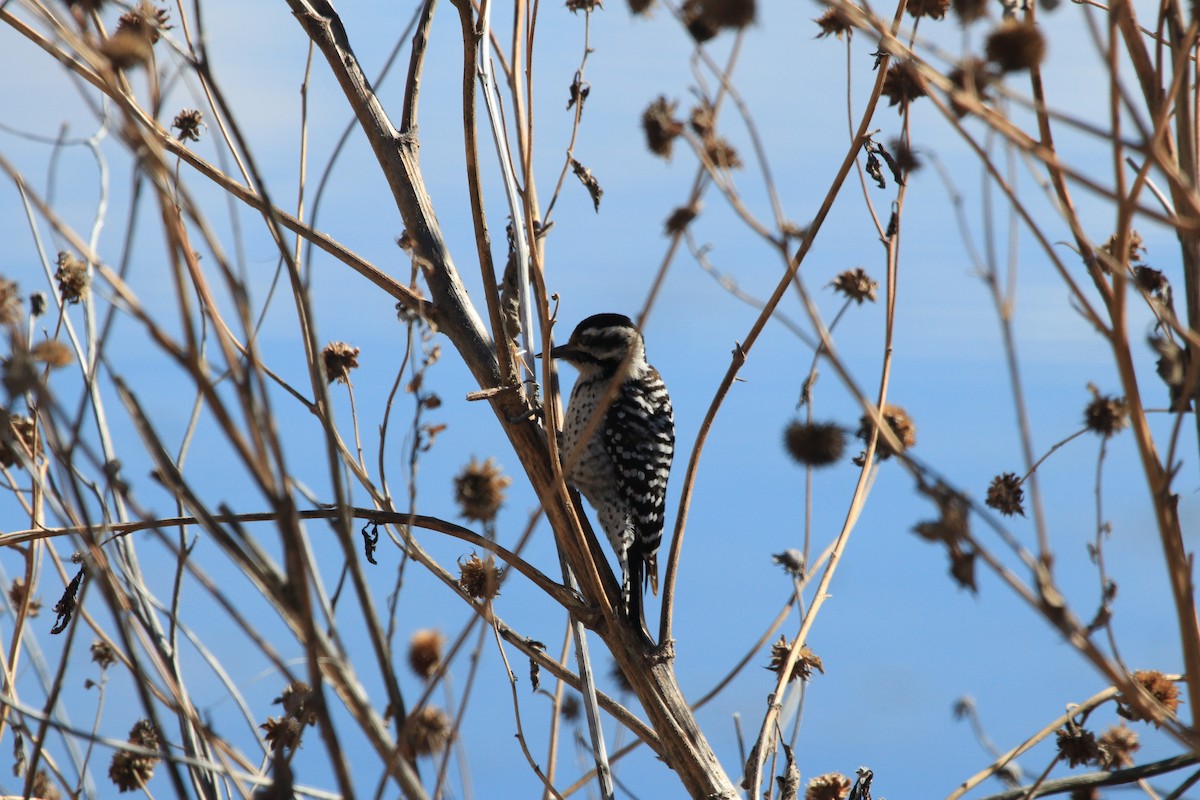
[550,313,648,377]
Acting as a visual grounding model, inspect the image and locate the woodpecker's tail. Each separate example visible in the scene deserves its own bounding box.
[627,556,652,644]
[645,552,659,596]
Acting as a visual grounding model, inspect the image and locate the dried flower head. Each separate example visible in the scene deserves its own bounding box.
[91,640,117,668]
[31,340,73,369]
[806,772,851,800]
[831,267,878,304]
[625,0,652,14]
[1084,385,1129,438]
[953,0,989,23]
[108,720,160,792]
[814,8,853,38]
[3,351,39,397]
[642,97,684,159]
[948,58,994,117]
[913,480,977,590]
[458,553,504,600]
[1070,788,1100,800]
[402,706,452,757]
[99,30,153,69]
[664,204,700,235]
[767,636,824,683]
[857,403,916,459]
[690,0,756,30]
[0,414,40,469]
[1118,670,1181,724]
[704,137,743,169]
[907,0,950,18]
[1134,266,1169,299]
[985,20,1046,72]
[566,0,602,11]
[1097,724,1139,770]
[1100,229,1145,266]
[55,252,89,304]
[261,716,303,751]
[8,578,41,617]
[682,0,719,42]
[116,3,172,44]
[985,472,1025,517]
[783,420,846,467]
[0,278,21,326]
[560,694,581,721]
[881,60,926,108]
[888,136,921,176]
[408,629,445,679]
[772,549,806,576]
[1056,721,1100,767]
[30,769,60,800]
[322,341,360,384]
[276,681,318,726]
[172,109,204,142]
[454,457,511,522]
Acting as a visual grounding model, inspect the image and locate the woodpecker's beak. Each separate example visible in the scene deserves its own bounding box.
[548,342,576,361]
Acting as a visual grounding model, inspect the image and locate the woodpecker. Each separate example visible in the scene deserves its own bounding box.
[551,313,675,632]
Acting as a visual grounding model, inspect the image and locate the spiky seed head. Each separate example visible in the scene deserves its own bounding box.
[458,553,504,599]
[277,681,318,726]
[830,268,878,304]
[322,341,360,384]
[7,578,40,617]
[1117,670,1181,724]
[907,0,950,18]
[772,549,806,576]
[402,706,452,757]
[948,58,994,117]
[767,635,824,683]
[814,8,853,38]
[99,30,152,69]
[664,204,700,235]
[985,21,1046,72]
[805,773,851,800]
[172,109,204,142]
[30,769,60,800]
[453,457,511,522]
[0,278,21,326]
[116,3,172,44]
[953,0,989,24]
[91,640,117,668]
[1084,386,1129,437]
[261,715,304,751]
[1097,724,1139,769]
[784,421,846,467]
[55,252,89,304]
[1100,229,1145,266]
[408,629,445,679]
[642,97,684,159]
[881,61,926,108]
[1056,721,1100,767]
[0,414,40,469]
[985,472,1025,517]
[108,720,160,792]
[857,404,916,459]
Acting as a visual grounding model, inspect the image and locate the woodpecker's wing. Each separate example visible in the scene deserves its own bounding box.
[602,369,674,594]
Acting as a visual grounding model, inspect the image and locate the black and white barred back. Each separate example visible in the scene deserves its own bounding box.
[551,314,675,622]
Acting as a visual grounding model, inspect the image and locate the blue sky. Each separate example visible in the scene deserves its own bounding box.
[0,1,1194,798]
